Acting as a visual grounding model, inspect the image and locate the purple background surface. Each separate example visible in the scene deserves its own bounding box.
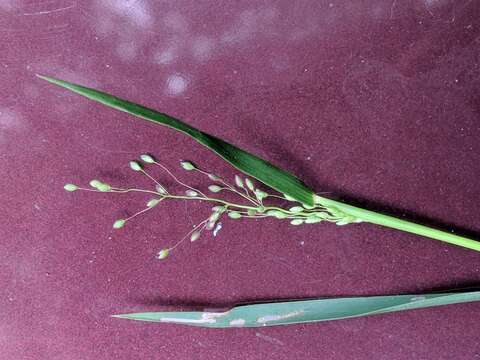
[2,1,480,359]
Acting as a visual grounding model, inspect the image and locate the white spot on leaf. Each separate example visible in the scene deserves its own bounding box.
[160,317,216,324]
[229,319,245,327]
[257,310,304,323]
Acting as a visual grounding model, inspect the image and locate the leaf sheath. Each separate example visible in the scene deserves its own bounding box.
[316,196,480,252]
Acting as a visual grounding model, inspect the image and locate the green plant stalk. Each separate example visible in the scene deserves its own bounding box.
[38,75,480,253]
[315,195,480,251]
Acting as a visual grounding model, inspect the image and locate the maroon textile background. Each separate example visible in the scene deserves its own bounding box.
[1,1,480,359]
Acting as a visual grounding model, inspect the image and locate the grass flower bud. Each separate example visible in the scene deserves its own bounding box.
[254,189,267,201]
[245,178,254,191]
[315,212,330,219]
[129,161,142,171]
[180,161,196,171]
[209,211,221,222]
[205,221,215,230]
[155,184,167,194]
[228,211,242,219]
[64,184,78,192]
[208,185,221,193]
[289,206,304,213]
[234,175,244,188]
[113,219,125,229]
[156,249,169,260]
[266,210,288,219]
[190,231,201,242]
[140,154,155,163]
[208,173,220,181]
[89,179,102,189]
[305,216,322,224]
[185,190,198,197]
[290,219,304,225]
[97,183,111,192]
[147,198,160,208]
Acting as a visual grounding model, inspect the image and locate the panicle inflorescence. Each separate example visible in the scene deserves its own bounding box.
[63,153,361,260]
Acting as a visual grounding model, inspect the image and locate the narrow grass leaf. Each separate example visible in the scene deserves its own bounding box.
[37,75,315,207]
[112,291,480,328]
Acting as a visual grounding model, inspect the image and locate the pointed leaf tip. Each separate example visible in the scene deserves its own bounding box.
[111,314,136,320]
[36,74,59,84]
[37,75,316,206]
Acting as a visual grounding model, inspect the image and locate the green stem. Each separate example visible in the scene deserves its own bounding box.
[314,195,480,252]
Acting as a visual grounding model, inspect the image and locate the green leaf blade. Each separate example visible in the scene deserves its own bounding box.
[112,291,480,328]
[37,75,315,206]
